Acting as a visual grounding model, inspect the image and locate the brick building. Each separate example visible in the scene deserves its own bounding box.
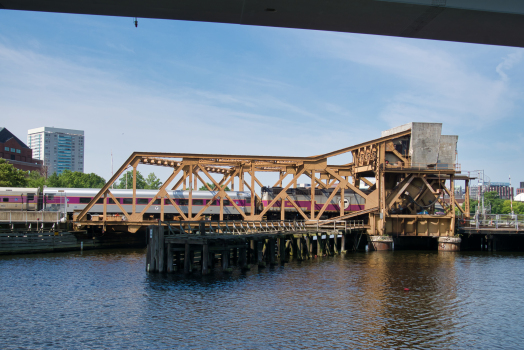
[487,182,514,200]
[516,182,524,196]
[0,127,43,173]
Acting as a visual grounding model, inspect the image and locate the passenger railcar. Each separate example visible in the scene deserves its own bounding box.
[0,187,40,211]
[261,186,367,220]
[43,188,253,219]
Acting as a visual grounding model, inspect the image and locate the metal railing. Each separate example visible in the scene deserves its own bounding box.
[309,220,365,231]
[459,213,524,230]
[163,220,308,236]
[162,219,367,236]
[0,211,66,224]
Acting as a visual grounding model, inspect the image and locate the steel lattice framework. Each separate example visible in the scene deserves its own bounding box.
[74,127,470,237]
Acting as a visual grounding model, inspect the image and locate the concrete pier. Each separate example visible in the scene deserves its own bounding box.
[368,235,394,251]
[438,236,461,251]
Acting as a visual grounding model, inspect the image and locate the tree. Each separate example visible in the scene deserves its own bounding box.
[116,170,146,189]
[27,170,46,191]
[46,170,106,188]
[198,182,230,191]
[0,159,29,187]
[145,173,162,189]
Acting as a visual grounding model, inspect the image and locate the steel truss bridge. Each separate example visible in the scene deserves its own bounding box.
[74,125,471,238]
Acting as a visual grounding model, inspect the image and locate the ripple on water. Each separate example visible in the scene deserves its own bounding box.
[1,249,524,349]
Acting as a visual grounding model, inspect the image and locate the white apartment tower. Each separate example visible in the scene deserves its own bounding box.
[27,127,84,176]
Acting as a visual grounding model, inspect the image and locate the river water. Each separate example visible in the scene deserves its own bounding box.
[1,249,523,349]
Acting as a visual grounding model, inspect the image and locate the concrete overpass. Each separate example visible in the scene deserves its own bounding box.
[1,0,524,48]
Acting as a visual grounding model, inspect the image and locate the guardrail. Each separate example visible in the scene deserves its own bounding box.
[0,211,66,224]
[162,219,366,236]
[459,214,524,230]
[164,220,307,236]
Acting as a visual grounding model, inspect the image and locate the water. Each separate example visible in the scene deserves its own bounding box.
[1,249,523,349]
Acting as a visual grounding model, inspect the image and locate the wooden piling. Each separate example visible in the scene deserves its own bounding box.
[167,243,173,273]
[239,246,247,269]
[269,238,276,265]
[184,242,190,274]
[158,226,165,273]
[202,243,209,275]
[279,236,286,263]
[222,249,229,270]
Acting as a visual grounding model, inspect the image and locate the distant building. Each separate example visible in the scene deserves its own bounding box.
[516,182,524,196]
[487,182,513,200]
[27,127,84,176]
[0,127,43,172]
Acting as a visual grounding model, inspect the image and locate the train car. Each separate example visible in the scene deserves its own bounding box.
[261,186,367,220]
[0,187,40,211]
[43,188,253,220]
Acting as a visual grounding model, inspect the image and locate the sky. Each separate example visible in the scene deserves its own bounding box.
[1,9,523,187]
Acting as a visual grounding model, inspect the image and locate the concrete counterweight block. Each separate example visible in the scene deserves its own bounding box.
[438,236,461,251]
[369,236,394,251]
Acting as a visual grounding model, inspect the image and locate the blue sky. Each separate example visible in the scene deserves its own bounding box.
[1,10,523,187]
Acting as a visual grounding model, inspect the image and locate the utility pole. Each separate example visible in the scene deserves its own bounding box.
[510,174,514,215]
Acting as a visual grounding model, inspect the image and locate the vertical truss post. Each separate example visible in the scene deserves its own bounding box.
[103,192,107,220]
[132,164,137,214]
[465,179,470,219]
[311,171,315,220]
[450,175,455,234]
[250,163,255,218]
[188,165,193,219]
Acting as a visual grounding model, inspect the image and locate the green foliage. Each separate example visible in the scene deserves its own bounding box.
[483,191,504,214]
[145,173,162,190]
[116,171,162,189]
[47,170,106,188]
[0,159,28,187]
[116,170,146,189]
[198,182,230,191]
[27,171,46,191]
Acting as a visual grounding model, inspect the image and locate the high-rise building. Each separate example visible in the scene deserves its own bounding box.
[27,127,84,176]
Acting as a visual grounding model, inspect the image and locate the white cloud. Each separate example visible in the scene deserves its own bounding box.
[297,32,523,130]
[0,41,374,181]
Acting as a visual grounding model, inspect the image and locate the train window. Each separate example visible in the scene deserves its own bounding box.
[27,194,35,201]
[47,195,54,201]
[80,198,91,204]
[223,200,230,206]
[96,198,104,204]
[193,199,204,205]
[137,198,149,205]
[2,198,8,202]
[164,199,172,205]
[179,199,189,205]
[245,197,251,204]
[153,199,161,205]
[123,198,133,204]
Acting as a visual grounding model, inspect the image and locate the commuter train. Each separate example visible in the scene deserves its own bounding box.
[0,187,40,211]
[261,186,367,220]
[0,185,368,220]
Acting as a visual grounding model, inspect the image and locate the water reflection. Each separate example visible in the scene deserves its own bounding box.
[1,249,524,349]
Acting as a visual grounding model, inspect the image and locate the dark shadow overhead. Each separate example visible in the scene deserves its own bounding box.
[2,0,524,47]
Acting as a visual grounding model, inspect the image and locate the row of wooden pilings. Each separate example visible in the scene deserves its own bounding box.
[146,225,367,274]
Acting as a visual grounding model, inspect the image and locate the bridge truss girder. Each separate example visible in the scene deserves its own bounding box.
[74,127,469,237]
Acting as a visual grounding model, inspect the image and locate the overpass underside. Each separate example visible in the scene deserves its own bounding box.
[74,122,470,243]
[2,0,524,47]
